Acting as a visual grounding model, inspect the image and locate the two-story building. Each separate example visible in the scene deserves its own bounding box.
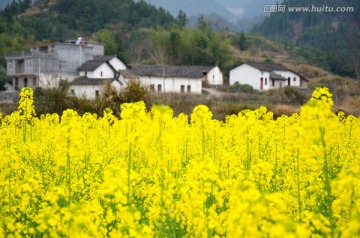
[5,39,104,91]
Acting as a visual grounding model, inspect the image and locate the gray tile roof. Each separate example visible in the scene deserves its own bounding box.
[119,69,137,78]
[247,62,309,82]
[130,65,214,78]
[270,71,287,80]
[93,55,118,61]
[78,60,108,71]
[69,77,114,85]
[246,62,289,71]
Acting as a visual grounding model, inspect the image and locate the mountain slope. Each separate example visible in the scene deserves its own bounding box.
[252,0,360,78]
[144,0,229,18]
[11,0,177,41]
[142,0,278,20]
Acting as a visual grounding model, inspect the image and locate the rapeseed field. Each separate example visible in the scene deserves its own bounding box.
[0,87,359,237]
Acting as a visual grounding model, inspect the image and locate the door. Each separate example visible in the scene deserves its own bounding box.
[260,78,263,90]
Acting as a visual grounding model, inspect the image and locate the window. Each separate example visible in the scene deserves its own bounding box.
[149,84,155,92]
[33,78,36,86]
[26,60,32,67]
[8,62,13,69]
[265,78,267,85]
[157,84,162,92]
[71,89,75,95]
[59,61,66,70]
[100,71,103,77]
[293,77,296,82]
[187,85,191,93]
[180,85,185,93]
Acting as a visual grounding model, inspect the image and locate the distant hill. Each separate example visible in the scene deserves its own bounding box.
[0,0,13,10]
[142,0,279,31]
[0,0,357,81]
[143,0,278,20]
[0,0,35,10]
[1,0,177,40]
[252,0,360,78]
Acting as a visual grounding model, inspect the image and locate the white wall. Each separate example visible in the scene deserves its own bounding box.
[230,64,303,91]
[108,58,127,71]
[273,70,300,87]
[230,64,266,90]
[79,63,114,79]
[70,81,121,99]
[207,66,223,86]
[140,76,202,94]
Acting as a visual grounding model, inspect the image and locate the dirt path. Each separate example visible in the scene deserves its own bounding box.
[202,87,224,98]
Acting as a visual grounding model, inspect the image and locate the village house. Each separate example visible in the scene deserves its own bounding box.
[5,39,104,91]
[128,65,222,94]
[69,56,127,99]
[229,62,308,91]
[5,39,224,97]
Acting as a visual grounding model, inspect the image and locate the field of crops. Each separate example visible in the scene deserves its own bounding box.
[0,87,359,237]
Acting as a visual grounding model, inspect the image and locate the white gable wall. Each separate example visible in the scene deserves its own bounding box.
[79,63,114,78]
[207,66,223,86]
[108,58,127,71]
[230,64,271,90]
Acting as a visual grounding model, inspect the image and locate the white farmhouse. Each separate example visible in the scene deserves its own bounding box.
[205,66,223,86]
[69,56,126,99]
[129,65,221,94]
[93,55,127,71]
[229,63,308,91]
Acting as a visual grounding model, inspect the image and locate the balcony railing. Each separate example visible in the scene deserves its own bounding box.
[5,51,32,59]
[5,51,58,59]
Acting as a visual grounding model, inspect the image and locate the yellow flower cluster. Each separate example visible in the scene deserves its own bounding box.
[0,87,359,237]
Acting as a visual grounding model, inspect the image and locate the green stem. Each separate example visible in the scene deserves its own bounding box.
[296,148,302,222]
[320,127,334,238]
[127,142,132,204]
[66,136,71,205]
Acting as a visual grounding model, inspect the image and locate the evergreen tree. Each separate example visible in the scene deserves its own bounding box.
[177,10,188,29]
[238,32,247,51]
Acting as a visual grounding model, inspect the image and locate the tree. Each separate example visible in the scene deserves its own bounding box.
[92,29,125,57]
[238,32,247,51]
[197,15,211,32]
[177,10,188,29]
[0,64,10,91]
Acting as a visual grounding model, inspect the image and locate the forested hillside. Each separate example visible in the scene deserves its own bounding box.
[0,0,358,84]
[253,0,360,79]
[0,0,234,66]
